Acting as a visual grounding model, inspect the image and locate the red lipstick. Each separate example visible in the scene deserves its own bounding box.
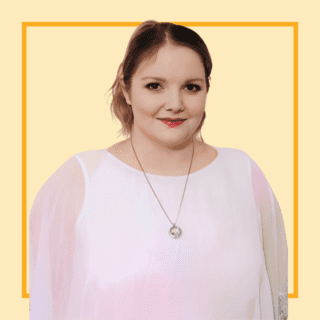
[160,120,185,128]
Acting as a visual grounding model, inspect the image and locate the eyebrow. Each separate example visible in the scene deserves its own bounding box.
[141,77,204,82]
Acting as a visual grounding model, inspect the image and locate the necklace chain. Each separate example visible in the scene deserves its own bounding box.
[130,135,195,229]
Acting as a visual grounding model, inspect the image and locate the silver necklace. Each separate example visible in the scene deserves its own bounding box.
[130,135,195,239]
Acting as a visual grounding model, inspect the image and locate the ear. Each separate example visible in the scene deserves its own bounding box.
[119,75,132,106]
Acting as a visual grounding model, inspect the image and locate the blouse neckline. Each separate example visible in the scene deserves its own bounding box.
[104,145,222,179]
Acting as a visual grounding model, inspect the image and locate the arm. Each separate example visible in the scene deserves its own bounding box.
[29,155,85,319]
[250,157,289,320]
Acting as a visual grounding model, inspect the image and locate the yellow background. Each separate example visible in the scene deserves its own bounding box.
[1,1,318,319]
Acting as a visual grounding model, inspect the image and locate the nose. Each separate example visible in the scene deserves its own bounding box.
[165,88,185,112]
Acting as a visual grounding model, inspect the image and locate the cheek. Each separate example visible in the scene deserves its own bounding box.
[186,95,207,115]
[133,94,159,114]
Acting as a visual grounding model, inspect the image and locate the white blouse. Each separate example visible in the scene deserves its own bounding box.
[29,146,288,319]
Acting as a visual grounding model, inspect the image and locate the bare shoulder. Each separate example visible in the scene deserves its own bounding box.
[106,140,126,155]
[198,142,218,165]
[204,142,218,158]
[107,140,130,158]
[107,139,139,169]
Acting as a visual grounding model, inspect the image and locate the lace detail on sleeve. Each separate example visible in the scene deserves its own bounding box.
[279,278,288,320]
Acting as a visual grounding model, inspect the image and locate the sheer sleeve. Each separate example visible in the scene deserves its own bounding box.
[250,157,289,320]
[29,155,85,319]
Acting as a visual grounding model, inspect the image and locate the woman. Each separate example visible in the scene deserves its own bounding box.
[29,20,288,319]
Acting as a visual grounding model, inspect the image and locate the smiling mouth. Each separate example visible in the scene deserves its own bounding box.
[158,119,186,121]
[159,119,185,128]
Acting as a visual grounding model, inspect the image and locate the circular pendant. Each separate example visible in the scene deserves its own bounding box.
[169,225,182,239]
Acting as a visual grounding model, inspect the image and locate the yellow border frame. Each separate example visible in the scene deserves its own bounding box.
[22,21,298,300]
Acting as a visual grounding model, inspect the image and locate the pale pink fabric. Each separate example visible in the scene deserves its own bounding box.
[29,146,288,319]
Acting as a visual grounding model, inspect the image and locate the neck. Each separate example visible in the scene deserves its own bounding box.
[129,131,200,175]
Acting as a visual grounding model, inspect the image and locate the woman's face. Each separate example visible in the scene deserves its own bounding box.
[122,44,208,146]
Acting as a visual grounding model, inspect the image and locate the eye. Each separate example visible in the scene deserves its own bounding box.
[186,84,201,93]
[146,83,162,91]
[146,83,201,93]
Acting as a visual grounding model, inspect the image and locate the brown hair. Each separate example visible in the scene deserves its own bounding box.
[106,20,212,141]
